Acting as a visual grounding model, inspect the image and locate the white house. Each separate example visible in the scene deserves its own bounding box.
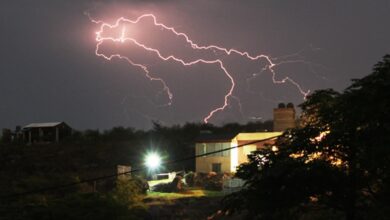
[195,132,282,173]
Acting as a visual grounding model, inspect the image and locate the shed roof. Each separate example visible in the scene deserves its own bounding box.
[23,122,64,128]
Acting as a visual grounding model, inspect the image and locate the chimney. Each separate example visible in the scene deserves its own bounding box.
[273,103,296,131]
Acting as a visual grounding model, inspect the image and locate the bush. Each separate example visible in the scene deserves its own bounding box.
[130,175,149,194]
[152,182,174,192]
[152,176,185,193]
[194,172,227,191]
[112,176,148,205]
[204,172,223,191]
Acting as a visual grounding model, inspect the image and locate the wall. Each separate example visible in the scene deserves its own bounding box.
[195,133,281,173]
[273,107,296,131]
[196,156,231,173]
[195,142,231,173]
[237,144,256,164]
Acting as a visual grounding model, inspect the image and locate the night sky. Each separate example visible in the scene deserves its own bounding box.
[1,0,389,130]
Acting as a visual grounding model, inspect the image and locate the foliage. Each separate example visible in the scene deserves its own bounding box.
[1,176,149,220]
[194,172,225,191]
[152,176,184,193]
[1,192,148,220]
[111,176,147,206]
[152,182,175,193]
[223,55,390,219]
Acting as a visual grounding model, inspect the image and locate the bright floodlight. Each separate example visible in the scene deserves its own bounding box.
[144,152,161,170]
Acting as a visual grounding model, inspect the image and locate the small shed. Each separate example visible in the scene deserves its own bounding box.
[22,122,72,144]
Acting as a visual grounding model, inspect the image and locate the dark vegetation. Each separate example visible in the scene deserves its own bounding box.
[152,172,229,193]
[0,120,271,219]
[152,176,185,193]
[193,172,229,191]
[1,177,150,220]
[223,55,390,219]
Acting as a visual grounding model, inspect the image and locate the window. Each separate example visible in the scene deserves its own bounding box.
[196,143,207,156]
[197,142,230,157]
[222,143,230,157]
[211,143,222,156]
[212,163,222,173]
[208,143,216,154]
[208,143,230,157]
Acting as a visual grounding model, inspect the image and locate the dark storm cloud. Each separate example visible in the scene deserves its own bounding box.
[1,0,389,130]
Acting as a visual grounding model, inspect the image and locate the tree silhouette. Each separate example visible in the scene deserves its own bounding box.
[223,55,390,220]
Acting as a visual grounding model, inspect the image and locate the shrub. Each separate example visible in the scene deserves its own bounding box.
[112,176,148,205]
[130,175,149,194]
[152,176,184,193]
[152,182,174,192]
[194,172,208,187]
[204,172,223,191]
[194,172,226,191]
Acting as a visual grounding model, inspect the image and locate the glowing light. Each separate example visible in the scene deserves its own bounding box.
[312,130,330,142]
[230,140,239,172]
[89,13,310,123]
[144,152,162,170]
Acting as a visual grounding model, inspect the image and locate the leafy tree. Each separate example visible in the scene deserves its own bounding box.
[223,55,390,219]
[104,126,135,141]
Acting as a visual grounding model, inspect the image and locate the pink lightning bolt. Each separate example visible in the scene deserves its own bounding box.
[89,13,310,123]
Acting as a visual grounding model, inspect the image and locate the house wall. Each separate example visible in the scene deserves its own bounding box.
[196,156,231,173]
[24,127,58,143]
[195,142,231,173]
[236,139,279,164]
[195,133,281,173]
[230,139,239,172]
[237,143,257,164]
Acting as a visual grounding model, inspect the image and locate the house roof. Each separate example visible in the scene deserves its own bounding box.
[23,122,64,129]
[196,131,283,143]
[234,132,283,141]
[195,133,238,143]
